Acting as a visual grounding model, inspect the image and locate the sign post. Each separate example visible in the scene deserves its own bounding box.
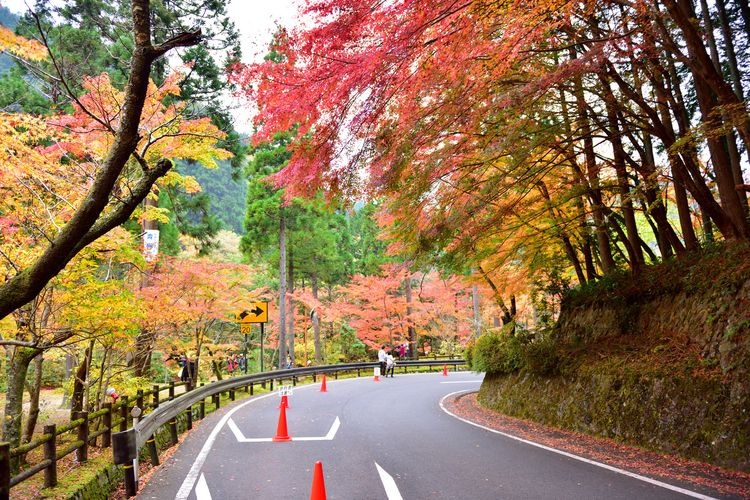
[236,302,269,374]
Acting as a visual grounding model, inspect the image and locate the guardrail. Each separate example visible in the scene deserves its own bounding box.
[0,359,466,499]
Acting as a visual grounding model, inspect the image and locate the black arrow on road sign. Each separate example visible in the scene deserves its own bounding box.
[250,305,264,316]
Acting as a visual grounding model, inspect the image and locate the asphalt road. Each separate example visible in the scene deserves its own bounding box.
[138,372,718,499]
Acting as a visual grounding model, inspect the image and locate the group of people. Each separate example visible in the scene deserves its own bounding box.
[378,344,405,378]
[226,353,247,374]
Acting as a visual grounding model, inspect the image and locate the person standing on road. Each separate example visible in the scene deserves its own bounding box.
[385,349,395,377]
[378,345,387,378]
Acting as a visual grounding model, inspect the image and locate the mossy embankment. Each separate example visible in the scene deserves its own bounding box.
[476,243,750,471]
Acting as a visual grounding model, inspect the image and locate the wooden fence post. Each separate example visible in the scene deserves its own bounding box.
[168,381,175,401]
[43,424,57,488]
[0,442,10,500]
[152,385,160,409]
[76,411,89,463]
[102,403,112,448]
[136,390,144,411]
[119,396,129,432]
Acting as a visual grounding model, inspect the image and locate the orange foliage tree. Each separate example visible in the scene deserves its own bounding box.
[138,258,266,382]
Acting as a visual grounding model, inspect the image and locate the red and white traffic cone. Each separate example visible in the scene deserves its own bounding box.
[320,374,328,392]
[310,461,327,500]
[373,367,380,382]
[279,394,290,409]
[442,364,448,376]
[272,403,292,442]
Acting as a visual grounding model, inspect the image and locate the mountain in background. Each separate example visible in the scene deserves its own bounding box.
[179,159,248,234]
[0,7,19,74]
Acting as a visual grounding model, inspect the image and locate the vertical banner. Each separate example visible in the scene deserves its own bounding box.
[143,229,160,262]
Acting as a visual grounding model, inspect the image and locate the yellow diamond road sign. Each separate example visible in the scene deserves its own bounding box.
[236,302,268,324]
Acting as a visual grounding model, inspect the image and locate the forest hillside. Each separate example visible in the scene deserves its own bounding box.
[476,243,750,471]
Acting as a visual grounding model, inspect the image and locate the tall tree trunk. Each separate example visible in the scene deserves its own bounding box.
[471,283,481,338]
[278,212,287,367]
[71,342,93,420]
[2,346,39,472]
[477,265,516,334]
[404,272,417,359]
[537,181,587,283]
[22,353,43,445]
[62,353,75,408]
[312,274,322,363]
[571,61,615,274]
[715,0,750,207]
[660,0,750,237]
[735,0,750,40]
[651,60,701,251]
[287,246,295,364]
[558,82,596,280]
[600,76,643,269]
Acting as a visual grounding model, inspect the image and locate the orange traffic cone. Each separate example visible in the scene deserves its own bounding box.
[320,374,328,392]
[272,403,292,442]
[279,394,290,409]
[373,367,380,382]
[310,461,327,500]
[442,364,448,376]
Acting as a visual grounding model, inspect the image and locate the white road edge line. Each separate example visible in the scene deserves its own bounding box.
[439,390,717,500]
[375,462,404,500]
[175,392,275,499]
[194,473,212,500]
[440,380,483,384]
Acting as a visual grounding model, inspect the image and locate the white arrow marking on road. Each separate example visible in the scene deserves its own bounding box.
[227,416,341,442]
[375,462,404,500]
[195,473,212,500]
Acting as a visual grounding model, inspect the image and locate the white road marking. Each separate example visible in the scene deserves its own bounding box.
[375,462,404,500]
[194,473,212,500]
[440,380,482,384]
[174,392,275,500]
[439,390,718,500]
[227,416,341,442]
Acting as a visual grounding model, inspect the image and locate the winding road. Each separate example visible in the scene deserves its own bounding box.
[138,372,730,499]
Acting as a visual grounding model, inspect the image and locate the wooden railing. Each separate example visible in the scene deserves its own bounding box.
[0,359,466,499]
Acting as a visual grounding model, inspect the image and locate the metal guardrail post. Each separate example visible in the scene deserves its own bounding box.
[146,435,159,466]
[185,379,193,431]
[112,429,137,497]
[168,418,178,446]
[43,424,57,488]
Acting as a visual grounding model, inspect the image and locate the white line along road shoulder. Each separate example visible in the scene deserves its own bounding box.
[439,390,718,500]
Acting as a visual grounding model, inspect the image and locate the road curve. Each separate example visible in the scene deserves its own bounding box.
[137,372,729,499]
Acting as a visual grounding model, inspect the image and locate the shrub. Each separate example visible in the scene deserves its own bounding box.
[521,334,561,376]
[464,340,474,368]
[471,332,523,374]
